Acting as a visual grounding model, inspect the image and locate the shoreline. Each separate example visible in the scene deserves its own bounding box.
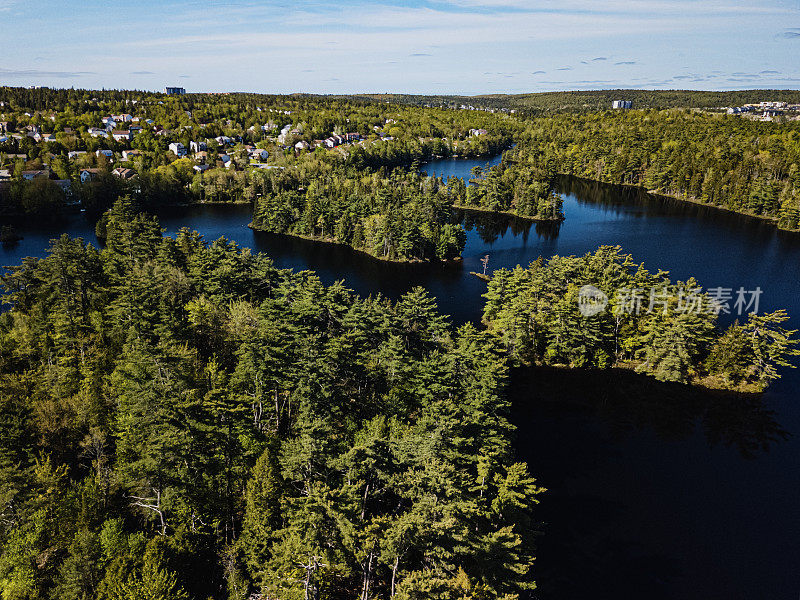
[247,223,464,265]
[453,203,564,223]
[560,174,799,233]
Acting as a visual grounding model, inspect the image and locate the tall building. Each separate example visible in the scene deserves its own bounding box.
[165,86,186,95]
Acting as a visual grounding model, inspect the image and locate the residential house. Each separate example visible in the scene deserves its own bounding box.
[168,142,186,157]
[21,170,49,180]
[248,148,268,160]
[193,164,210,173]
[96,149,114,159]
[79,168,102,183]
[41,133,56,143]
[121,150,141,161]
[112,130,132,142]
[112,167,136,179]
[277,125,292,144]
[469,128,488,136]
[0,169,12,181]
[295,141,310,151]
[68,150,87,160]
[88,127,109,138]
[189,140,207,153]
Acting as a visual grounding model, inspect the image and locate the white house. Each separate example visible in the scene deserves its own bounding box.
[67,150,87,160]
[189,140,207,153]
[249,148,268,160]
[168,142,186,157]
[295,141,310,151]
[121,150,141,160]
[193,164,210,173]
[112,130,131,142]
[80,168,101,183]
[88,127,108,138]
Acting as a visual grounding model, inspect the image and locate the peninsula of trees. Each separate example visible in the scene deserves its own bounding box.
[0,201,543,599]
[483,246,800,391]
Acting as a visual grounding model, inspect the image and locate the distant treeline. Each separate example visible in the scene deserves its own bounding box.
[349,89,800,113]
[511,110,800,228]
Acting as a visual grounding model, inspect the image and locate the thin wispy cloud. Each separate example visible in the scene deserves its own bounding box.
[0,0,797,94]
[0,67,94,78]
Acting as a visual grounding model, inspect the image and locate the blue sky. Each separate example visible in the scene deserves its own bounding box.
[1,0,799,94]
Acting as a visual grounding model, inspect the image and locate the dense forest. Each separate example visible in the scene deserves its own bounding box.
[483,246,799,390]
[448,159,564,219]
[509,110,800,229]
[351,90,800,113]
[0,201,543,599]
[249,155,563,262]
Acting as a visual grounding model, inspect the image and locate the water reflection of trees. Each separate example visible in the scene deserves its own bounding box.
[511,365,787,599]
[511,365,787,459]
[455,209,561,244]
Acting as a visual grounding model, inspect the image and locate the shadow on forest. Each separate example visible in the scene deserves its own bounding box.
[509,365,788,600]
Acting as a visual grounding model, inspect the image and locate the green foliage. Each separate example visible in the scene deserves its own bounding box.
[513,110,800,228]
[0,201,542,599]
[482,246,798,388]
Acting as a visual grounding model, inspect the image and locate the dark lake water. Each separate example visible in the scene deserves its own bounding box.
[1,155,799,599]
